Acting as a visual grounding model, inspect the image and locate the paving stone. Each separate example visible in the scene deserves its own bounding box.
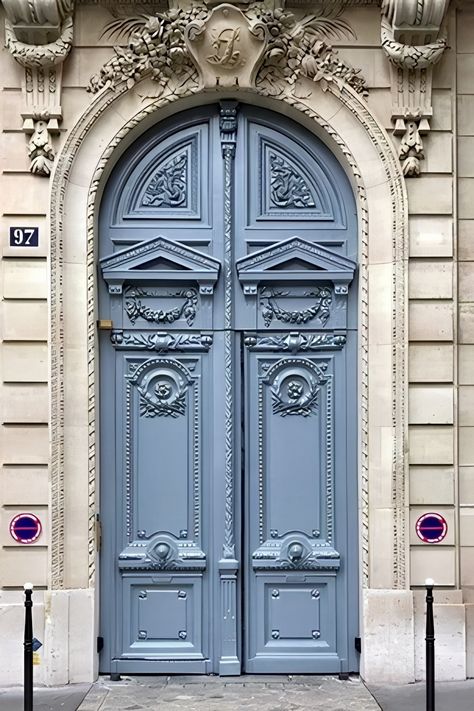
[78,675,381,710]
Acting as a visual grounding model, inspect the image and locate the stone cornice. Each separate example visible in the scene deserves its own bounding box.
[381,0,450,177]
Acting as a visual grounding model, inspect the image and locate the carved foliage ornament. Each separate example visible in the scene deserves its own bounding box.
[88,3,367,97]
[142,152,188,208]
[269,152,316,209]
[381,0,450,177]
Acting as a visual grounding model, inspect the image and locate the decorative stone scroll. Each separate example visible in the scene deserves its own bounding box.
[3,0,75,176]
[88,2,367,97]
[381,0,450,177]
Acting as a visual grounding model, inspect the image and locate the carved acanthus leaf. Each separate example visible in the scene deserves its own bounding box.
[88,3,367,97]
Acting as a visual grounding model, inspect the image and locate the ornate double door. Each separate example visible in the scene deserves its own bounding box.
[99,103,359,676]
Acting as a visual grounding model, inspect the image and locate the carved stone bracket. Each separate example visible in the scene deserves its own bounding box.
[381,0,450,177]
[88,3,367,98]
[3,0,75,176]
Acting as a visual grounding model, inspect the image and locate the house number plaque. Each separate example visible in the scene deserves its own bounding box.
[9,227,39,247]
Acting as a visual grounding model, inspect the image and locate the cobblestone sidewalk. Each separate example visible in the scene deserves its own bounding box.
[78,675,381,711]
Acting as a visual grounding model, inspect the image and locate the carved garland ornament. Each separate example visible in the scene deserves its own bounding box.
[260,286,332,328]
[381,0,450,177]
[3,0,75,175]
[125,287,199,327]
[88,3,367,98]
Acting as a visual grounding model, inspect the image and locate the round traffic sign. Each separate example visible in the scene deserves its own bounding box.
[416,512,447,544]
[9,513,42,544]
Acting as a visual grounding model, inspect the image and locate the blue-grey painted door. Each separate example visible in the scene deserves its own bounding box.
[99,103,358,676]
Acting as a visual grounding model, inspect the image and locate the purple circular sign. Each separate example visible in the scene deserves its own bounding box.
[416,512,447,544]
[9,513,42,544]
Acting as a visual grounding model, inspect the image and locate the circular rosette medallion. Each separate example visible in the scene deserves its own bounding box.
[267,360,327,417]
[130,359,192,418]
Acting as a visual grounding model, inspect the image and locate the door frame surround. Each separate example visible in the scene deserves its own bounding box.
[48,76,408,679]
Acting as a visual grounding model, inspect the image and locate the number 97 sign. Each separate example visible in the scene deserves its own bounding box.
[9,227,39,247]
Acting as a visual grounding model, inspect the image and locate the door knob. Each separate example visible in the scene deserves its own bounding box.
[288,542,304,561]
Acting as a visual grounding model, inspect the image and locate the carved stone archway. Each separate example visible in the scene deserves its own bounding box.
[49,3,409,683]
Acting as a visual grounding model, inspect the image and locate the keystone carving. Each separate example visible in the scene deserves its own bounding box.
[3,0,75,176]
[381,0,450,177]
[88,3,367,97]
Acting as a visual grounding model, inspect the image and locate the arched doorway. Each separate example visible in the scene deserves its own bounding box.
[98,102,358,676]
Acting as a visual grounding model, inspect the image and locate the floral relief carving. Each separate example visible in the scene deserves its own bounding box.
[142,152,188,208]
[130,360,191,419]
[138,377,187,418]
[265,358,329,418]
[244,332,347,352]
[271,375,320,417]
[125,287,198,327]
[269,153,315,209]
[252,4,366,97]
[260,286,332,328]
[88,3,366,97]
[88,7,205,95]
[111,331,213,352]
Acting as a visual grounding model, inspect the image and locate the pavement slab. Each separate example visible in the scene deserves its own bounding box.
[0,683,91,711]
[3,677,474,710]
[77,675,381,711]
[368,679,474,711]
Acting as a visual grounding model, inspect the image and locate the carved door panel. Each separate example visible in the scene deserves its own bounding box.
[99,103,358,676]
[243,336,356,672]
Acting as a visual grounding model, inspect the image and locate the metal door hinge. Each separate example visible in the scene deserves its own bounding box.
[95,514,102,552]
[97,636,104,653]
[97,319,113,330]
[355,636,361,654]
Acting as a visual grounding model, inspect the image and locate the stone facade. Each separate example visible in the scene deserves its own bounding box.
[0,0,472,686]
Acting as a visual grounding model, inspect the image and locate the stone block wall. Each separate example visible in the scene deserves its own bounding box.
[405,9,456,589]
[456,4,474,676]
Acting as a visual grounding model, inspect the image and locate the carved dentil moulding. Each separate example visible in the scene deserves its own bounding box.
[3,0,75,176]
[381,0,450,177]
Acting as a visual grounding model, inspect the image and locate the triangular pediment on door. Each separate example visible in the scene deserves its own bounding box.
[236,237,356,294]
[100,236,220,294]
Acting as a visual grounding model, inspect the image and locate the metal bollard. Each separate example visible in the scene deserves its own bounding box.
[24,583,33,711]
[425,578,435,711]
